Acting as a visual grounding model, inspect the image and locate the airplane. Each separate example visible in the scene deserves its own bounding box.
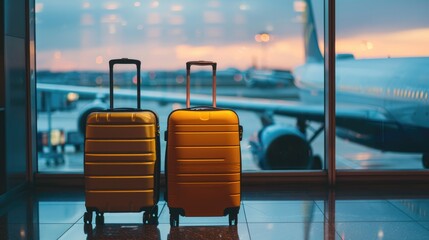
[244,68,294,88]
[36,0,429,170]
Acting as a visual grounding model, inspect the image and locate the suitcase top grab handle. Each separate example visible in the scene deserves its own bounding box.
[186,61,217,108]
[109,58,141,109]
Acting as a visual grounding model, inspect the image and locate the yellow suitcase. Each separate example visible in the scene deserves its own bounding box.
[83,59,160,226]
[165,61,242,226]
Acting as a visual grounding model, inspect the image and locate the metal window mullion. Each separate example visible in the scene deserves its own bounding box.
[324,0,336,186]
[27,0,38,182]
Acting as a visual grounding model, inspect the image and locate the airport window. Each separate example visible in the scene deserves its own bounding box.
[35,0,326,173]
[335,0,429,170]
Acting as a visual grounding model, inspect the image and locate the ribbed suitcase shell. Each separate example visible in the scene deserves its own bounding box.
[166,108,241,216]
[85,111,160,212]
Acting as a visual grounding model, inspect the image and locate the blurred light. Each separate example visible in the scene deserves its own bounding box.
[104,2,119,10]
[378,229,384,239]
[35,3,44,13]
[176,75,185,84]
[50,129,65,145]
[96,56,104,64]
[172,103,182,110]
[133,75,138,85]
[147,13,161,25]
[170,28,183,36]
[109,15,118,21]
[267,223,274,230]
[208,1,220,8]
[101,14,120,23]
[169,16,184,25]
[294,0,306,13]
[151,1,159,8]
[293,15,305,23]
[81,14,94,26]
[239,4,249,11]
[354,153,372,161]
[310,90,318,96]
[171,5,183,12]
[149,71,156,80]
[53,51,62,60]
[121,21,128,26]
[96,76,103,85]
[109,25,116,34]
[83,2,91,9]
[234,74,243,82]
[261,33,270,42]
[255,33,270,43]
[204,11,223,24]
[137,24,144,30]
[20,228,26,238]
[67,92,79,102]
[361,41,374,50]
[134,1,141,7]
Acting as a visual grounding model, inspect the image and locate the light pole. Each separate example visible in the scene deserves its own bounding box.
[255,32,270,69]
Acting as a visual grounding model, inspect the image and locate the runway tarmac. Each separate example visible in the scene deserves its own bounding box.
[36,86,424,173]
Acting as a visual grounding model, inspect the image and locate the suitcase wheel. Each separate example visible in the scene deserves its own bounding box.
[83,223,93,235]
[143,212,158,225]
[95,213,104,226]
[169,213,179,227]
[143,205,159,225]
[229,213,238,226]
[83,211,93,224]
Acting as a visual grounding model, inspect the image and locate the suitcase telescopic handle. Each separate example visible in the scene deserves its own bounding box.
[186,61,217,108]
[109,58,141,109]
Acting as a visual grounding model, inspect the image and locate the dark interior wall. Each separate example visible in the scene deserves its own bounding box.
[0,0,5,195]
[0,111,5,194]
[1,0,29,195]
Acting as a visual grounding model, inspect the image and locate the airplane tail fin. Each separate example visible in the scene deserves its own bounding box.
[303,0,323,62]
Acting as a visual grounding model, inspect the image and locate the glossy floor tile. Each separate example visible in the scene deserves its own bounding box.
[2,188,429,239]
[332,201,414,222]
[248,222,328,240]
[244,201,325,223]
[335,222,429,240]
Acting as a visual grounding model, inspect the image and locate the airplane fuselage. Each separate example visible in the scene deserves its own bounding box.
[293,56,429,153]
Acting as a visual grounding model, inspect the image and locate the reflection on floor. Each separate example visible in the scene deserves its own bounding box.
[2,187,429,239]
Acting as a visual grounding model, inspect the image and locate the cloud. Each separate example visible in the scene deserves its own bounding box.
[337,28,429,59]
[37,37,305,71]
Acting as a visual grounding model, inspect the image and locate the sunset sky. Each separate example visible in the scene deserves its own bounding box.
[35,0,429,72]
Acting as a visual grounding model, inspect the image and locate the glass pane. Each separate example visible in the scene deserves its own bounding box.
[36,0,325,173]
[335,0,429,170]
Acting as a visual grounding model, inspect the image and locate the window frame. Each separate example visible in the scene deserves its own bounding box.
[29,0,429,186]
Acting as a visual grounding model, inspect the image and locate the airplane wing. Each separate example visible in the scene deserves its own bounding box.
[37,83,395,125]
[37,83,404,170]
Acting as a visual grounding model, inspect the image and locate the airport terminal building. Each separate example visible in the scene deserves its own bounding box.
[2,0,429,239]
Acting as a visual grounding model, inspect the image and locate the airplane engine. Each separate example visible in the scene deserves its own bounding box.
[250,124,315,170]
[77,97,109,136]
